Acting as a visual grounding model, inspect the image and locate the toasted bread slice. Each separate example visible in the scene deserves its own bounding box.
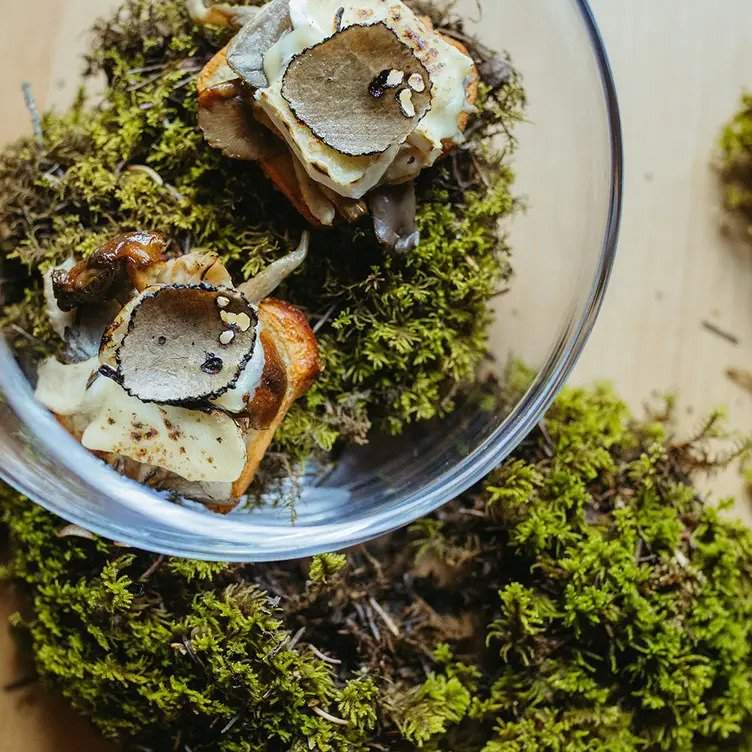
[197,49,326,226]
[228,297,320,502]
[260,149,326,227]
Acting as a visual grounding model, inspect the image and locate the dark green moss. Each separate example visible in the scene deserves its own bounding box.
[3,381,752,751]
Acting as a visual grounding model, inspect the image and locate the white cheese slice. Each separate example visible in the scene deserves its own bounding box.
[81,378,247,483]
[35,356,99,416]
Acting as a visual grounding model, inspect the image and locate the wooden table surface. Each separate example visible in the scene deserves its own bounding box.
[2,1,752,749]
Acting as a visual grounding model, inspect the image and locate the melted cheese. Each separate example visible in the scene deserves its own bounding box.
[35,356,98,416]
[81,378,247,483]
[211,321,266,413]
[256,0,475,198]
[35,360,248,483]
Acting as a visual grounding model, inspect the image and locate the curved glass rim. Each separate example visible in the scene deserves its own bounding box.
[0,0,622,561]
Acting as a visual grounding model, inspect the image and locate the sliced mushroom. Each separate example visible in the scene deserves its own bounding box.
[64,300,122,363]
[198,82,279,162]
[51,232,169,312]
[197,46,239,91]
[237,231,309,303]
[368,181,420,253]
[227,0,292,90]
[318,185,369,224]
[281,22,432,157]
[290,157,337,226]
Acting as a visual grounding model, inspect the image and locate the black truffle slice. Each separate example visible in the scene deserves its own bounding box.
[281,22,432,157]
[116,286,258,404]
[227,0,291,89]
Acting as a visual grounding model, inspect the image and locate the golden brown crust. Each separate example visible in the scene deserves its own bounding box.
[245,330,288,430]
[197,45,236,93]
[229,298,321,500]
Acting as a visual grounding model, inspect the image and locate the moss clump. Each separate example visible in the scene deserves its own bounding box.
[4,382,752,751]
[719,92,752,242]
[0,0,524,475]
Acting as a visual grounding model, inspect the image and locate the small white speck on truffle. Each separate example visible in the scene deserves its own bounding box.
[386,69,404,87]
[398,88,416,118]
[408,72,425,93]
[216,295,230,308]
[235,312,252,332]
[219,330,235,345]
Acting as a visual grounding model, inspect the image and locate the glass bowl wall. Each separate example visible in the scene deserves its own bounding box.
[0,0,621,561]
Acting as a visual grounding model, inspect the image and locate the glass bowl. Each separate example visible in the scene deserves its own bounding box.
[0,0,622,561]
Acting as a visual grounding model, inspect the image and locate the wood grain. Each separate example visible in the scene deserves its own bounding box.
[580,0,752,512]
[1,1,752,749]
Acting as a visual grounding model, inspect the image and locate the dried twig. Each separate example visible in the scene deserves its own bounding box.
[727,368,752,395]
[21,82,43,144]
[369,597,400,637]
[313,303,337,334]
[702,320,739,346]
[140,555,165,582]
[312,706,349,726]
[308,644,342,665]
[3,673,38,692]
[288,626,305,650]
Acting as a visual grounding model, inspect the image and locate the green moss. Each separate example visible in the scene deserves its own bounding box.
[0,0,524,490]
[719,92,752,242]
[4,382,752,750]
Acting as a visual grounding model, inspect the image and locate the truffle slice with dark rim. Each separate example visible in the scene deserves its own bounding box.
[115,286,258,404]
[281,22,432,157]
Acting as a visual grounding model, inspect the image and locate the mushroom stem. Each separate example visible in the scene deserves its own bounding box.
[368,181,420,253]
[237,232,310,303]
